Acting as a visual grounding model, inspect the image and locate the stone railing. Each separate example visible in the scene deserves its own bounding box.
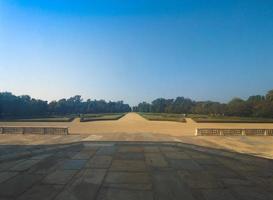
[196,128,273,136]
[0,126,68,135]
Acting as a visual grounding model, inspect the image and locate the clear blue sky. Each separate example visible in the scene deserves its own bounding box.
[1,0,273,106]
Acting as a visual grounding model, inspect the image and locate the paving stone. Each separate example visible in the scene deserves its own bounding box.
[222,177,254,187]
[160,146,179,152]
[202,189,238,200]
[72,151,95,160]
[0,159,25,171]
[97,188,153,200]
[231,186,273,200]
[62,159,87,170]
[185,150,212,159]
[10,159,41,171]
[104,183,153,190]
[262,177,273,191]
[204,166,240,178]
[54,151,77,159]
[17,184,63,200]
[29,157,64,174]
[143,146,160,153]
[0,173,43,198]
[82,145,99,151]
[216,158,258,171]
[105,172,151,184]
[118,146,143,153]
[163,151,191,159]
[169,159,203,171]
[145,153,168,168]
[30,154,52,160]
[115,152,144,160]
[178,171,224,189]
[110,160,146,171]
[55,169,106,200]
[194,158,220,165]
[85,156,112,168]
[241,168,273,178]
[68,169,106,186]
[0,171,18,183]
[96,146,116,155]
[152,171,195,200]
[189,188,206,200]
[43,170,77,185]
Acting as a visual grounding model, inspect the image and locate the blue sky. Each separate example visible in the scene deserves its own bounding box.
[1,0,273,105]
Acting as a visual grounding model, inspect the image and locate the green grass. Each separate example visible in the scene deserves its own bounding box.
[190,115,273,123]
[139,112,186,122]
[0,116,75,122]
[80,113,126,122]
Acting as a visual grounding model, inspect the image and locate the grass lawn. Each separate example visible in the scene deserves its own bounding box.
[139,113,186,122]
[0,115,75,122]
[80,113,126,122]
[190,115,273,123]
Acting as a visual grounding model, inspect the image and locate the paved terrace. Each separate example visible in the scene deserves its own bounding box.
[1,141,273,200]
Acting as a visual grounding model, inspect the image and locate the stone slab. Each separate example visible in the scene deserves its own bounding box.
[145,153,168,168]
[62,159,87,170]
[152,171,195,200]
[0,173,43,198]
[85,156,112,168]
[110,160,146,171]
[43,170,77,185]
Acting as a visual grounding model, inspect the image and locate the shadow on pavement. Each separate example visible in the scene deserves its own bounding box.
[0,141,273,200]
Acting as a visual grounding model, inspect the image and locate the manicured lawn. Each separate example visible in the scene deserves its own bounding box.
[80,113,126,122]
[0,116,75,122]
[139,113,186,122]
[190,115,273,123]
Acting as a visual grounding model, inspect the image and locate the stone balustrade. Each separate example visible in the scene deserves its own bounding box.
[0,126,68,135]
[196,128,273,136]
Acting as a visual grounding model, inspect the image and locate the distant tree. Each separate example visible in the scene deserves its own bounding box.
[136,102,151,112]
[266,90,273,101]
[151,98,173,113]
[191,101,226,115]
[253,101,273,118]
[172,97,194,114]
[247,95,265,104]
[227,98,252,116]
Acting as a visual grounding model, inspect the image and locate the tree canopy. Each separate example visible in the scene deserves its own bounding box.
[0,92,131,118]
[133,89,273,118]
[1,89,273,118]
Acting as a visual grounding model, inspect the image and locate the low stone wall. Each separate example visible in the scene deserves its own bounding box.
[196,128,273,136]
[0,126,68,135]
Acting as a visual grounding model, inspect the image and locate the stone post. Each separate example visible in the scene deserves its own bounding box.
[195,129,198,136]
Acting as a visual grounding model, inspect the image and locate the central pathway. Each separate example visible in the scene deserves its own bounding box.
[119,112,148,122]
[69,113,196,136]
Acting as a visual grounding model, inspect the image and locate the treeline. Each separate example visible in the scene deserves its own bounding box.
[0,92,131,118]
[133,89,273,118]
[1,90,273,118]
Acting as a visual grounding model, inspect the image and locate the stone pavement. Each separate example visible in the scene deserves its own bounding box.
[0,142,273,200]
